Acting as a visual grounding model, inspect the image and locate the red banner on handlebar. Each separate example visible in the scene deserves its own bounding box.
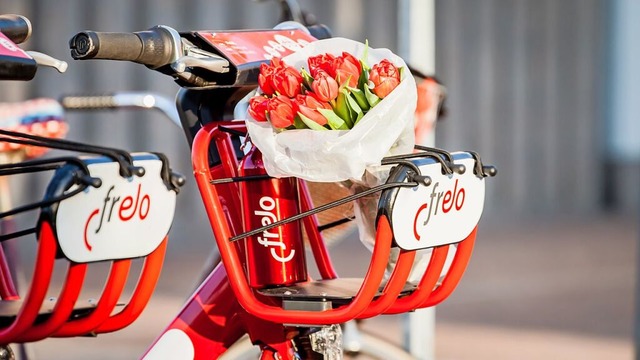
[196,29,316,66]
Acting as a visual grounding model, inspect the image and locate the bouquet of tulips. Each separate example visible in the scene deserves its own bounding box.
[245,38,417,182]
[248,50,402,131]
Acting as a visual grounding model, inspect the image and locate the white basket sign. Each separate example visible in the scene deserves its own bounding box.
[54,155,177,263]
[387,153,485,250]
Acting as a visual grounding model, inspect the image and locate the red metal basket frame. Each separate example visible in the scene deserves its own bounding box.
[191,121,478,326]
[0,220,168,344]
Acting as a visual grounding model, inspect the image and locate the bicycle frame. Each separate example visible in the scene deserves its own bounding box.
[0,17,492,359]
[140,118,479,359]
[95,27,483,360]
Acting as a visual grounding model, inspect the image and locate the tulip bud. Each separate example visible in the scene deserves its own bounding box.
[295,94,330,126]
[308,53,337,77]
[334,52,362,88]
[267,95,298,129]
[248,96,269,122]
[258,62,276,96]
[369,59,401,99]
[273,65,304,97]
[311,70,339,102]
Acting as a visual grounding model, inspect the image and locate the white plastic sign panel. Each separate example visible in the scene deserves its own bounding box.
[390,154,485,250]
[55,157,177,263]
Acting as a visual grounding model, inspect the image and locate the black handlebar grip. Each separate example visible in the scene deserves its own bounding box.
[69,26,176,68]
[0,14,32,44]
[307,24,332,40]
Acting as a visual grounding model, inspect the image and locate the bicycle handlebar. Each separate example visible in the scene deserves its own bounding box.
[69,26,180,68]
[70,24,331,69]
[0,14,31,44]
[60,92,181,128]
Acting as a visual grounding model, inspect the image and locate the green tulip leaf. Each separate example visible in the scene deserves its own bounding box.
[358,63,368,90]
[364,85,381,108]
[293,115,308,129]
[301,67,314,90]
[335,90,354,128]
[360,39,370,71]
[298,112,329,131]
[354,109,365,126]
[358,41,370,90]
[344,89,363,127]
[347,86,370,111]
[318,108,349,130]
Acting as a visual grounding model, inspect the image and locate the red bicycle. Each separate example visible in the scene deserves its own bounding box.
[0,16,495,359]
[0,16,187,360]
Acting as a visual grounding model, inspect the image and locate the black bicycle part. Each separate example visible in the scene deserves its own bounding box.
[0,53,36,81]
[0,157,99,221]
[0,160,92,243]
[69,26,176,69]
[0,129,142,178]
[176,88,248,167]
[0,14,31,44]
[465,150,498,178]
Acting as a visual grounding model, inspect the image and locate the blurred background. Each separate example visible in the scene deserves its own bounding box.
[0,0,638,359]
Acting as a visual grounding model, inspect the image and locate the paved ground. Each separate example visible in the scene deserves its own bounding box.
[20,212,638,359]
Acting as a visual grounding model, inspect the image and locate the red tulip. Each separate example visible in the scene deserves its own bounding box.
[273,64,304,97]
[295,94,330,126]
[305,92,332,110]
[268,95,298,129]
[311,70,339,102]
[308,53,337,77]
[258,60,278,96]
[334,52,361,88]
[248,95,269,122]
[369,59,401,98]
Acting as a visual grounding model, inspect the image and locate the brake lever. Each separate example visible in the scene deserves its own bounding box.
[171,39,229,74]
[26,51,68,73]
[171,56,229,74]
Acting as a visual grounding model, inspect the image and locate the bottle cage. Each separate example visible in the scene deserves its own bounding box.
[192,122,496,325]
[0,130,184,344]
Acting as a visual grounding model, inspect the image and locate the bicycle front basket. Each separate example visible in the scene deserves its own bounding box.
[191,122,496,326]
[0,147,184,344]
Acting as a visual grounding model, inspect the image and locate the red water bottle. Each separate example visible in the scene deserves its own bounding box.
[239,146,307,288]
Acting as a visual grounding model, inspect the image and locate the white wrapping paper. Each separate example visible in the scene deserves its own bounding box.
[245,38,417,183]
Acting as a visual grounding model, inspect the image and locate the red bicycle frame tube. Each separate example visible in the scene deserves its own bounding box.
[0,244,18,300]
[0,221,57,344]
[0,218,19,300]
[142,262,292,359]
